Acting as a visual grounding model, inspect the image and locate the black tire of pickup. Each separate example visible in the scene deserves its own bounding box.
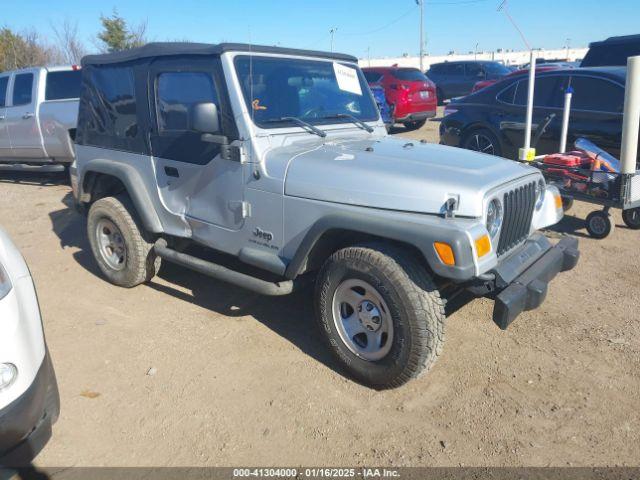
[315,243,445,389]
[87,194,160,288]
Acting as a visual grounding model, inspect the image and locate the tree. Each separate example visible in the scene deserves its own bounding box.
[51,19,87,65]
[97,10,147,52]
[0,27,57,70]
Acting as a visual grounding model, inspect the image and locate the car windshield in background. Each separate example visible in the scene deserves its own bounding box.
[45,70,82,100]
[483,63,511,76]
[234,56,379,128]
[391,68,428,82]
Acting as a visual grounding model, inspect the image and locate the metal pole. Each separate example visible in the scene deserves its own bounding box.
[559,86,573,153]
[519,50,536,160]
[419,0,424,71]
[621,55,640,175]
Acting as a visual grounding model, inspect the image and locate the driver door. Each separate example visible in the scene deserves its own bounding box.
[149,57,244,233]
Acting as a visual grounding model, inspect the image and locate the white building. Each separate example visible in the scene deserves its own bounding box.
[359,47,588,70]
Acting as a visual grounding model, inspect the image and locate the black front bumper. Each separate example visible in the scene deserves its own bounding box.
[492,236,579,329]
[0,350,59,467]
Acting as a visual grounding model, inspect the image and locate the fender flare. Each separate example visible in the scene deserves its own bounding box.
[284,212,476,281]
[80,159,163,233]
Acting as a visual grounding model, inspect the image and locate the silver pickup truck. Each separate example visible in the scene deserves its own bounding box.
[0,66,80,166]
[71,43,579,389]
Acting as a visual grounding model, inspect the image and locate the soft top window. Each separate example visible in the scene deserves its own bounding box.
[157,71,218,132]
[76,64,144,153]
[46,70,82,100]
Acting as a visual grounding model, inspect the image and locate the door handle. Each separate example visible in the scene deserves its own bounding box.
[0,115,5,121]
[164,166,180,178]
[22,113,34,119]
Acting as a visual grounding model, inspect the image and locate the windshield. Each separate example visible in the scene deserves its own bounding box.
[392,68,428,82]
[482,63,511,76]
[234,55,379,128]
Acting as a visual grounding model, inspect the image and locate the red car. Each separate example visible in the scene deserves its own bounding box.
[362,66,437,130]
[471,65,566,93]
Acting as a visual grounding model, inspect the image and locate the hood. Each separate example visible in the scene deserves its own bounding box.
[282,136,539,217]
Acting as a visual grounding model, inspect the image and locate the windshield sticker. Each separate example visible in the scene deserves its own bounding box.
[333,63,362,96]
[252,99,267,111]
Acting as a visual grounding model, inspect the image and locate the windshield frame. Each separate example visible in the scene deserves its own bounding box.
[231,53,380,131]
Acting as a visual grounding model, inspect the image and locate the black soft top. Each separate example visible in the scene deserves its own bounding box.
[81,42,358,66]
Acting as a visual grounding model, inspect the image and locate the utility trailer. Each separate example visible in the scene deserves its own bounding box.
[531,149,640,237]
[518,54,640,238]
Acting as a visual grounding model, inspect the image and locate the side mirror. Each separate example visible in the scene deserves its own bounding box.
[191,102,220,134]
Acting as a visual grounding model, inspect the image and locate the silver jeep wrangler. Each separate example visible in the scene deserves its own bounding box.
[71,43,579,388]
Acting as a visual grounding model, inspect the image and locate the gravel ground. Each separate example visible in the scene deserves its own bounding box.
[1,114,638,467]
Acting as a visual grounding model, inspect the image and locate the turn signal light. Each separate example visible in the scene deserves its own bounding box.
[475,234,491,258]
[434,242,456,266]
[554,193,563,209]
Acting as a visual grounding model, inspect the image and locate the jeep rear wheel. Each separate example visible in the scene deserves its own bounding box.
[315,243,445,389]
[87,195,160,288]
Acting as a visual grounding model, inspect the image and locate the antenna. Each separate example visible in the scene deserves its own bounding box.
[329,27,338,52]
[497,0,531,51]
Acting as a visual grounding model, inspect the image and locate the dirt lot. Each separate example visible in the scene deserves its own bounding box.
[1,118,639,467]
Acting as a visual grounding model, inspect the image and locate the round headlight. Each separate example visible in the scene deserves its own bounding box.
[0,363,17,390]
[535,179,546,210]
[486,198,503,239]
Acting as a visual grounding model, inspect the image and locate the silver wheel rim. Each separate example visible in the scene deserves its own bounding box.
[331,279,393,361]
[468,134,495,155]
[96,218,127,271]
[590,215,607,235]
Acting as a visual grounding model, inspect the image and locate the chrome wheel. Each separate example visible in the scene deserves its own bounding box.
[95,218,127,271]
[467,133,496,155]
[332,279,393,361]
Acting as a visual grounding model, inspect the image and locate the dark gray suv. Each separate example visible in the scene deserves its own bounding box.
[427,60,511,102]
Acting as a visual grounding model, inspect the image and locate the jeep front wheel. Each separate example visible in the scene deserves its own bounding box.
[87,195,160,288]
[315,244,445,389]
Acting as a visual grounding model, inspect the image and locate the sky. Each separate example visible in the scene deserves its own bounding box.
[3,0,639,59]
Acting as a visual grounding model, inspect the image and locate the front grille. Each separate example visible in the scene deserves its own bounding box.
[496,182,536,256]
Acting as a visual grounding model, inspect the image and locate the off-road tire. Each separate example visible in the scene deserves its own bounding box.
[87,194,160,288]
[315,243,445,389]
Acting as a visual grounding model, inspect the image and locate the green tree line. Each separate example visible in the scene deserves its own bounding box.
[1,10,148,71]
